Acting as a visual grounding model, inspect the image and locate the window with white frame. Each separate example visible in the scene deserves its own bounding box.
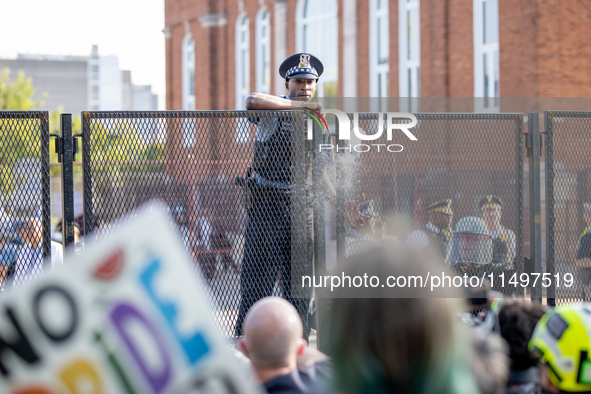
[370,0,389,106]
[256,8,271,94]
[399,0,420,112]
[235,14,250,110]
[182,35,196,147]
[474,0,500,111]
[296,0,338,98]
[182,35,195,111]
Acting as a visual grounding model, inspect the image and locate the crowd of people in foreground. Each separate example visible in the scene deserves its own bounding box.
[235,244,589,394]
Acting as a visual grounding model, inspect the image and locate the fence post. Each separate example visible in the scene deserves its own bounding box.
[40,112,52,262]
[544,111,555,306]
[312,119,328,351]
[528,112,543,302]
[335,119,346,265]
[60,114,76,248]
[81,112,94,236]
[515,114,525,297]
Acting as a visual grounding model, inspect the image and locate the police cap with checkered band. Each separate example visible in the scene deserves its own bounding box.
[279,53,324,81]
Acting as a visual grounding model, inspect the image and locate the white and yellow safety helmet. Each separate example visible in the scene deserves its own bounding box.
[529,303,591,393]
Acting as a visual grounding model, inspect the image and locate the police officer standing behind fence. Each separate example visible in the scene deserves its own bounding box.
[577,203,591,263]
[576,203,591,298]
[236,53,371,341]
[479,195,516,270]
[405,199,453,260]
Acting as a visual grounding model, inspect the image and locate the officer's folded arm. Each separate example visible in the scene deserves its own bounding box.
[244,92,323,111]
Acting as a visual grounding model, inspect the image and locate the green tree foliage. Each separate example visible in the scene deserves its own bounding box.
[0,68,45,194]
[1,68,165,196]
[0,69,84,193]
[0,68,43,111]
[89,119,165,174]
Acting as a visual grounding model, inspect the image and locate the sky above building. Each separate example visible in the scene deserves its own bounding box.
[0,0,165,109]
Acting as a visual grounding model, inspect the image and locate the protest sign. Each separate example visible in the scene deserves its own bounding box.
[0,202,260,394]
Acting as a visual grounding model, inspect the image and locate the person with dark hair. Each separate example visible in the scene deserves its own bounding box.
[462,281,501,330]
[327,245,478,394]
[499,300,546,394]
[1,217,62,288]
[0,228,24,287]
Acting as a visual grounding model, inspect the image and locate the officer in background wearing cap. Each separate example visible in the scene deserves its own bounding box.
[236,53,371,340]
[576,203,591,298]
[480,195,516,271]
[405,199,453,259]
[244,53,324,112]
[577,202,591,264]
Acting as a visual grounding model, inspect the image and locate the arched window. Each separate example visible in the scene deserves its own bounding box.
[474,0,500,111]
[182,35,195,110]
[235,14,250,110]
[399,0,420,112]
[296,0,338,97]
[256,8,271,94]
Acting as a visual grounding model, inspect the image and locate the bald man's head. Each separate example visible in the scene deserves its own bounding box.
[241,297,304,370]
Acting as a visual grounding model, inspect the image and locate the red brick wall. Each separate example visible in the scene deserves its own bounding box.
[389,1,399,100]
[499,0,536,98]
[357,0,370,97]
[420,0,448,98]
[165,0,591,110]
[543,0,591,97]
[448,0,473,98]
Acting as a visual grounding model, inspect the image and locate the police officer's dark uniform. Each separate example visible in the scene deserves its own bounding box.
[577,203,591,261]
[235,54,324,340]
[405,199,452,259]
[576,203,591,298]
[479,195,516,270]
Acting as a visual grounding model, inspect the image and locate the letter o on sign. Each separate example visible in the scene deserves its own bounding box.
[33,285,79,342]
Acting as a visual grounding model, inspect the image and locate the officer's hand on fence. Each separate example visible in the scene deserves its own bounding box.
[345,194,370,229]
[298,101,324,112]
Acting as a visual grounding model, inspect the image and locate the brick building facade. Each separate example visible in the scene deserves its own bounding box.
[164,0,591,112]
[163,0,591,259]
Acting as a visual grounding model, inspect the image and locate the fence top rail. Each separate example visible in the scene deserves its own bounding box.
[357,112,524,121]
[82,110,308,120]
[546,110,591,119]
[0,111,48,120]
[80,110,527,121]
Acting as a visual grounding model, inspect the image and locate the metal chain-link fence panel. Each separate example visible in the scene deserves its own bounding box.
[546,111,591,303]
[0,111,51,291]
[81,111,311,339]
[329,113,525,297]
